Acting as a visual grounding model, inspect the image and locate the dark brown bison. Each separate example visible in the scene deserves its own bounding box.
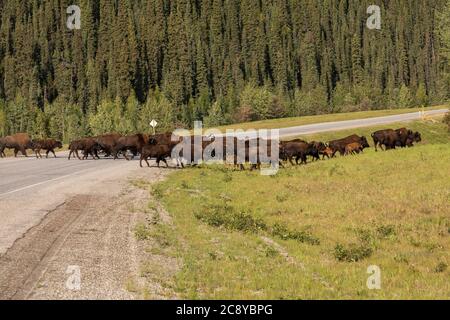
[308,141,327,161]
[396,128,422,148]
[371,129,401,151]
[68,138,100,160]
[148,132,182,149]
[140,144,173,168]
[95,133,122,157]
[329,135,370,157]
[113,134,149,160]
[0,133,34,157]
[0,137,6,157]
[406,131,422,147]
[279,141,312,165]
[32,139,63,158]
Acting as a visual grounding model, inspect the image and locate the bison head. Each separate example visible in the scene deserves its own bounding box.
[360,136,370,149]
[413,132,422,143]
[56,141,63,149]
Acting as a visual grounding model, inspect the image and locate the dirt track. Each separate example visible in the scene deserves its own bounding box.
[0,165,176,300]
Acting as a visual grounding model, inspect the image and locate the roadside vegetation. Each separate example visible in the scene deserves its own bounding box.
[138,120,449,299]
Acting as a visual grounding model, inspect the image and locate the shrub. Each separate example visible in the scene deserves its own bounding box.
[434,262,448,273]
[334,243,373,262]
[443,112,450,132]
[195,204,267,234]
[271,223,320,245]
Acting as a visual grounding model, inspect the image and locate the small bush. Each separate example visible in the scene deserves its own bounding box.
[195,204,267,234]
[434,262,448,273]
[443,112,450,132]
[376,225,396,239]
[271,223,320,245]
[152,185,164,199]
[134,223,151,241]
[334,243,373,262]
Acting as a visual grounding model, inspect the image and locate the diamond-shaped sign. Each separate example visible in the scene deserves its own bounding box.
[150,119,158,128]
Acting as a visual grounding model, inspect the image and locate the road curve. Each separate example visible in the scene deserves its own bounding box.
[220,108,448,139]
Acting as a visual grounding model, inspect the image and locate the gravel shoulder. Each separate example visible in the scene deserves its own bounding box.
[0,164,177,300]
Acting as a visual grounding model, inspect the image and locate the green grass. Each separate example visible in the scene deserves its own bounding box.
[214,105,447,131]
[145,120,450,299]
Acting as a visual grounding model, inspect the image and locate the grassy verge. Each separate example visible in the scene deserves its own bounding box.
[215,105,448,131]
[144,120,449,299]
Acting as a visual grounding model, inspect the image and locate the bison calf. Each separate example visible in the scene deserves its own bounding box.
[32,139,63,158]
[140,144,172,168]
[345,142,363,155]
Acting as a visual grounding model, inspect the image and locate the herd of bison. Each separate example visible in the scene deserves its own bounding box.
[0,127,422,169]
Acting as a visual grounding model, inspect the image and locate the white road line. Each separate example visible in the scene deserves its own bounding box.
[0,169,91,198]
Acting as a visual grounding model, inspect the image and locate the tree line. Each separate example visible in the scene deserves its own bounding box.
[0,0,449,141]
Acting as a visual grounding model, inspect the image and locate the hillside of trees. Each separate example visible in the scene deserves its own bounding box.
[0,0,449,141]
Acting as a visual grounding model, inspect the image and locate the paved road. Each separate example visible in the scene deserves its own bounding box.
[0,108,447,254]
[221,108,448,139]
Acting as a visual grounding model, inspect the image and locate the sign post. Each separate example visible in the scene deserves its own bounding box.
[150,119,158,135]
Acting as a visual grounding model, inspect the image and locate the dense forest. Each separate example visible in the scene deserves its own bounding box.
[0,0,449,141]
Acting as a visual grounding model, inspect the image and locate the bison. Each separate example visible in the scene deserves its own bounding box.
[329,135,370,157]
[344,142,363,155]
[140,144,173,168]
[279,141,313,165]
[95,133,122,157]
[68,138,100,160]
[113,134,149,160]
[371,129,401,151]
[0,133,34,157]
[0,137,6,157]
[320,146,334,160]
[32,139,63,158]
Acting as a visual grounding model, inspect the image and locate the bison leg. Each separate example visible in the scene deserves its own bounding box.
[288,157,295,166]
[162,158,169,168]
[52,149,57,158]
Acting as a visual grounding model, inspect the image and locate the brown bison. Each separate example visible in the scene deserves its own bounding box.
[371,129,421,151]
[280,141,313,165]
[68,138,100,160]
[396,128,422,148]
[0,133,34,157]
[95,133,122,157]
[0,137,6,157]
[345,142,363,155]
[113,134,151,160]
[320,147,334,159]
[140,144,173,168]
[32,139,63,158]
[406,131,422,147]
[148,132,182,149]
[329,135,370,157]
